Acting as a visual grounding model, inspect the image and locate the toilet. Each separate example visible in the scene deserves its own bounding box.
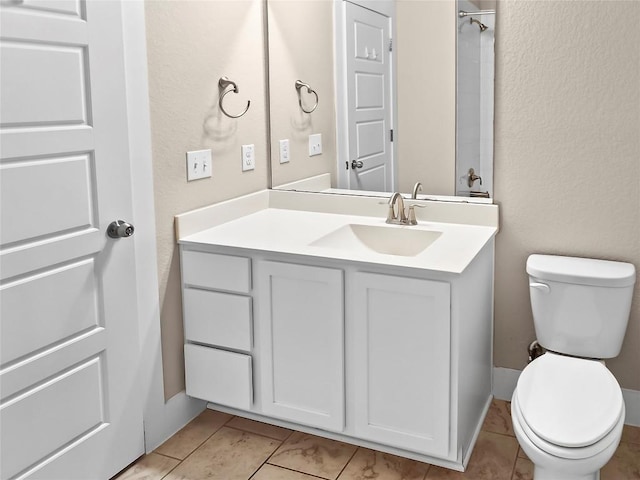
[511,254,636,480]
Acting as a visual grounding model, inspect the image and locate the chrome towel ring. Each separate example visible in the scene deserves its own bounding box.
[218,76,250,119]
[295,80,319,114]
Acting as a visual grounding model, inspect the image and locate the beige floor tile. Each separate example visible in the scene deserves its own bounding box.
[112,453,179,480]
[517,447,528,459]
[268,431,358,480]
[482,399,514,437]
[601,441,640,480]
[425,431,519,480]
[252,463,322,479]
[338,447,430,480]
[154,409,233,460]
[164,426,281,480]
[226,416,293,441]
[622,424,640,445]
[511,457,533,480]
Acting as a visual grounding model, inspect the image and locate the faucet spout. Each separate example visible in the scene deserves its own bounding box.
[387,192,407,224]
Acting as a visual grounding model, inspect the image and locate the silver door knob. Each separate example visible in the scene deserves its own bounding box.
[107,220,135,238]
[351,160,364,169]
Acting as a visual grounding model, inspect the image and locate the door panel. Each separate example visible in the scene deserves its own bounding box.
[0,1,143,478]
[352,272,451,457]
[258,261,345,432]
[1,155,95,245]
[346,2,393,192]
[0,260,98,365]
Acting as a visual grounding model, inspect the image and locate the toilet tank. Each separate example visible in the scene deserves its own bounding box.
[527,255,636,359]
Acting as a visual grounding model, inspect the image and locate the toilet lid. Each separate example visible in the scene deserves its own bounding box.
[516,353,623,448]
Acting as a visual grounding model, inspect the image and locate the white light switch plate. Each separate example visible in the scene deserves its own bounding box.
[186,149,212,181]
[309,133,322,156]
[279,139,290,164]
[242,144,255,171]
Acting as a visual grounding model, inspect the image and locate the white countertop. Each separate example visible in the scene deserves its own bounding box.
[179,208,497,274]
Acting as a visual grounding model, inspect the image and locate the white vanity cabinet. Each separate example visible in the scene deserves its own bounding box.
[179,240,494,471]
[256,261,344,432]
[350,272,451,456]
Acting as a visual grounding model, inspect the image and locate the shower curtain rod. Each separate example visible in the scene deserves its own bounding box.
[458,9,496,17]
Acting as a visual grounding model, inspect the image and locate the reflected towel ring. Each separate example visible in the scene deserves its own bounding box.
[218,76,250,119]
[295,80,319,114]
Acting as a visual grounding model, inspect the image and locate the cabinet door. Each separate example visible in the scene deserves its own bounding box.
[258,261,344,432]
[352,272,451,457]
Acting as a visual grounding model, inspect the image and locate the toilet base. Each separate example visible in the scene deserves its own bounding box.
[534,465,599,480]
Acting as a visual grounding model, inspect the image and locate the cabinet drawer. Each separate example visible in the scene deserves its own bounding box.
[181,250,251,293]
[184,344,252,410]
[184,288,252,351]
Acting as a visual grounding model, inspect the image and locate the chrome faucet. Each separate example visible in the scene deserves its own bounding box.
[386,192,425,225]
[386,192,408,225]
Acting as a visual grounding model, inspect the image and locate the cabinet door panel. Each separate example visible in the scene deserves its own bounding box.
[352,272,450,456]
[258,261,344,432]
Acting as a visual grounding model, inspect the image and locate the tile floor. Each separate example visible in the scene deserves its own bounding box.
[114,400,640,480]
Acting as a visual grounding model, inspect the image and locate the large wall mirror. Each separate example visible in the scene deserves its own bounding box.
[267,0,495,200]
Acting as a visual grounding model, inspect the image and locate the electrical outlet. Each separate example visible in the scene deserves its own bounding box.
[308,133,322,156]
[242,144,255,171]
[186,149,212,181]
[279,139,290,164]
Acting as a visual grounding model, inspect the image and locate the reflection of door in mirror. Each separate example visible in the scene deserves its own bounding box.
[456,0,495,197]
[340,2,394,192]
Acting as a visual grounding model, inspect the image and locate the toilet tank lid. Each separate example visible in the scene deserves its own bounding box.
[527,255,636,287]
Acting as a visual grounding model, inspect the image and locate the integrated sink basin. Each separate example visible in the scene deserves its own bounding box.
[310,223,443,257]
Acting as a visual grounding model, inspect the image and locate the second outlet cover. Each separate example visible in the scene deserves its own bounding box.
[242,144,255,171]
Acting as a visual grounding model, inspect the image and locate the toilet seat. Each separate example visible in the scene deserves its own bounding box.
[515,353,624,454]
[513,391,624,460]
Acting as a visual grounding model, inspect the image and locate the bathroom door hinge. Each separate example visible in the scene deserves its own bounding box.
[389,38,393,52]
[390,129,394,142]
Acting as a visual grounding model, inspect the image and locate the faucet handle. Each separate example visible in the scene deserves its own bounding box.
[406,203,426,225]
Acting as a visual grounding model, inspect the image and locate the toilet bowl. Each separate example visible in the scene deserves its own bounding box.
[511,353,625,480]
[511,254,635,480]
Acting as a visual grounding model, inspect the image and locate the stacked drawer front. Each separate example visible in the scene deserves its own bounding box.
[181,250,253,410]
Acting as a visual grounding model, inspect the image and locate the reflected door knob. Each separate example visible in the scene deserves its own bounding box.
[107,220,135,238]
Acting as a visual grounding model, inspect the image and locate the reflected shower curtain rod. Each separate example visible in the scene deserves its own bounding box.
[458,9,496,17]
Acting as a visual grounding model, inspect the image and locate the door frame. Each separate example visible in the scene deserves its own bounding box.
[120,2,205,453]
[335,0,397,191]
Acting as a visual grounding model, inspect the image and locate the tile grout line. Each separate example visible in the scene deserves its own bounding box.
[156,412,237,470]
[224,423,293,442]
[248,429,296,480]
[334,445,360,480]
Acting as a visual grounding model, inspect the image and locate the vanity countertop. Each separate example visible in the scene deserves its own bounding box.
[179,208,497,274]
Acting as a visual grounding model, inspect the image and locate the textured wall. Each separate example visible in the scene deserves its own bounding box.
[493,0,640,389]
[268,0,337,188]
[145,1,268,399]
[396,0,456,195]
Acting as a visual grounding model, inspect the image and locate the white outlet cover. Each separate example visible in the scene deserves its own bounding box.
[309,133,322,157]
[242,144,255,171]
[186,149,212,181]
[279,139,290,164]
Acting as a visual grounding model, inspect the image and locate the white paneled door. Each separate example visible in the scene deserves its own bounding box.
[345,1,393,192]
[0,1,144,478]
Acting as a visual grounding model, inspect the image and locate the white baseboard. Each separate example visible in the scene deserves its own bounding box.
[493,367,640,427]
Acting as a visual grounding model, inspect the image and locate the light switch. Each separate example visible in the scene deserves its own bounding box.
[308,133,322,157]
[279,139,290,164]
[242,144,255,171]
[186,149,212,181]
